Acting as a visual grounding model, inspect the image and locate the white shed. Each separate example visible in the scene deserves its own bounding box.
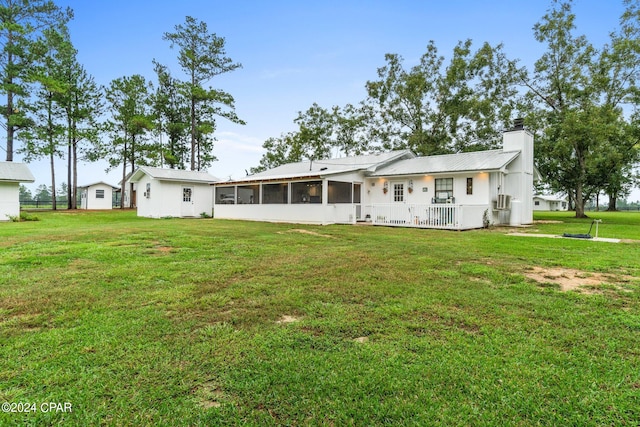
[78,182,118,210]
[128,167,218,218]
[0,162,35,221]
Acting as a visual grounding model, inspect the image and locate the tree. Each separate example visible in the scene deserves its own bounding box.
[17,27,69,210]
[102,74,154,208]
[60,61,103,209]
[162,15,244,170]
[0,0,72,161]
[523,0,640,217]
[34,183,50,201]
[251,104,336,173]
[152,60,189,169]
[364,40,522,156]
[19,183,32,200]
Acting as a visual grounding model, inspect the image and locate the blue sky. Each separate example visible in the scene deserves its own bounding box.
[13,0,636,200]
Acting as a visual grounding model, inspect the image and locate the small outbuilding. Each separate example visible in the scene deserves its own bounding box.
[128,166,218,218]
[78,181,119,210]
[0,162,35,221]
[533,195,568,211]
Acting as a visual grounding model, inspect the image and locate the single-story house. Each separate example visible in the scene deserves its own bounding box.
[78,181,119,210]
[128,166,219,218]
[533,195,568,211]
[0,162,35,221]
[213,121,537,230]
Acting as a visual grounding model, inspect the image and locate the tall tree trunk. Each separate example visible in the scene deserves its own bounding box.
[607,191,618,211]
[190,97,196,170]
[121,141,127,209]
[50,151,56,210]
[5,40,14,162]
[575,181,587,218]
[6,91,14,162]
[72,138,78,209]
[67,131,72,209]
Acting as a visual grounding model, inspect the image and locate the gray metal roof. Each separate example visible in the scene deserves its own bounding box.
[370,150,520,177]
[0,162,35,183]
[218,150,415,184]
[129,166,219,183]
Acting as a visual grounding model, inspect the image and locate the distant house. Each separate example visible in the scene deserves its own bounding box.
[128,166,218,218]
[78,182,118,210]
[213,121,537,229]
[533,195,568,211]
[0,162,35,221]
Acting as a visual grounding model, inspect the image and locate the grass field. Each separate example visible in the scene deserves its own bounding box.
[1,210,639,426]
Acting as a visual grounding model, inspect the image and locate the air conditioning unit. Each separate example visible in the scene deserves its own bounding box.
[496,194,511,210]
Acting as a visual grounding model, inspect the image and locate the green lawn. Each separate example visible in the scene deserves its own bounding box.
[1,210,639,426]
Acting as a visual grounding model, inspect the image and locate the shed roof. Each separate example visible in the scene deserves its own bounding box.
[370,150,520,177]
[216,150,414,185]
[78,181,119,189]
[129,166,219,184]
[0,162,35,183]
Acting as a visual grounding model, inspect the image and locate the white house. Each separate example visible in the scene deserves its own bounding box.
[213,122,536,230]
[0,162,35,221]
[78,182,118,210]
[128,166,218,218]
[533,195,568,211]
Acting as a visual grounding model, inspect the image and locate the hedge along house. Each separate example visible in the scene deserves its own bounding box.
[0,162,35,221]
[128,167,218,218]
[213,121,535,229]
[78,182,119,210]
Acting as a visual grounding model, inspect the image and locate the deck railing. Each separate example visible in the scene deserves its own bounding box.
[367,203,489,230]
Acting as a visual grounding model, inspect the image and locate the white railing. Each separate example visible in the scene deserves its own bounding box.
[366,204,489,230]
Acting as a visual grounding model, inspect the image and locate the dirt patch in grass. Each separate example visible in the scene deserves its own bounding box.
[278,229,336,239]
[534,220,564,224]
[525,266,636,293]
[276,315,300,324]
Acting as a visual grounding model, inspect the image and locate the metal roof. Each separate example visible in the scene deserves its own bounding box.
[370,150,520,177]
[129,166,219,183]
[78,181,119,189]
[534,194,566,202]
[0,162,35,183]
[216,150,415,185]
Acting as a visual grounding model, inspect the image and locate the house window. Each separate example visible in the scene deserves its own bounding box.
[535,200,540,206]
[238,185,259,204]
[262,183,288,204]
[466,178,473,195]
[328,181,352,203]
[215,186,235,204]
[183,187,192,202]
[393,183,404,202]
[435,178,453,202]
[95,189,105,199]
[292,181,322,203]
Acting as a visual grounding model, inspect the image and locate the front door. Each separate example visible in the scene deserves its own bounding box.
[181,186,195,217]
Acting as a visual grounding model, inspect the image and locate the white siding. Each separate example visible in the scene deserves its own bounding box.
[137,178,213,218]
[80,183,114,210]
[0,182,19,221]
